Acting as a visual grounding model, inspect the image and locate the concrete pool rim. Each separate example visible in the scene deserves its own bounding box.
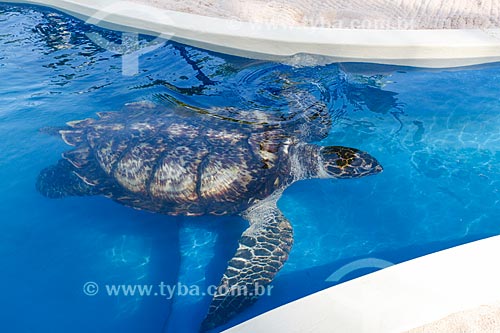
[2,0,500,68]
[224,235,500,333]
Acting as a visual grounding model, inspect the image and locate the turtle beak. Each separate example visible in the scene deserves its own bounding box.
[374,164,383,174]
[353,150,383,177]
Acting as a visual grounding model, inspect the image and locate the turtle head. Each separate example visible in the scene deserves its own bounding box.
[319,146,382,179]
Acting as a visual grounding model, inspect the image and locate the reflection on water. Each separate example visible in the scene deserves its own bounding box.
[1,3,401,124]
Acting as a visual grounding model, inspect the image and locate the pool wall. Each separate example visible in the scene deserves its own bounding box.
[224,236,500,333]
[3,0,500,68]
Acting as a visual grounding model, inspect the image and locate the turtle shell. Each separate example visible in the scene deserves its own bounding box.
[58,102,293,216]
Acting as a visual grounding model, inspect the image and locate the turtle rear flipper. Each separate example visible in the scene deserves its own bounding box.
[201,195,293,331]
[36,159,99,198]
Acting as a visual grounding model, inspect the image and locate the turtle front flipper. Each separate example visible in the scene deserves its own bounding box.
[201,196,293,331]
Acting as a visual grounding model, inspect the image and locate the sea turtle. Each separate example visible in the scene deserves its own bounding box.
[36,93,383,330]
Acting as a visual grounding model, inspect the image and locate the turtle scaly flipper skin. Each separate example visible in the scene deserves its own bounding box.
[201,195,293,331]
[36,159,99,198]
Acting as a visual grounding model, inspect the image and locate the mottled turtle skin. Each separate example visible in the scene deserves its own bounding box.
[37,98,382,331]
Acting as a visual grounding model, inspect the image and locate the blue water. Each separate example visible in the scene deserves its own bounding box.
[1,3,499,333]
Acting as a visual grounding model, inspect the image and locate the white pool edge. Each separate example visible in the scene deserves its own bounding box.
[4,0,500,68]
[223,235,500,333]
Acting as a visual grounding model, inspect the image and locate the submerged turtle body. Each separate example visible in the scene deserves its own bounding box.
[37,97,383,331]
[39,102,297,216]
